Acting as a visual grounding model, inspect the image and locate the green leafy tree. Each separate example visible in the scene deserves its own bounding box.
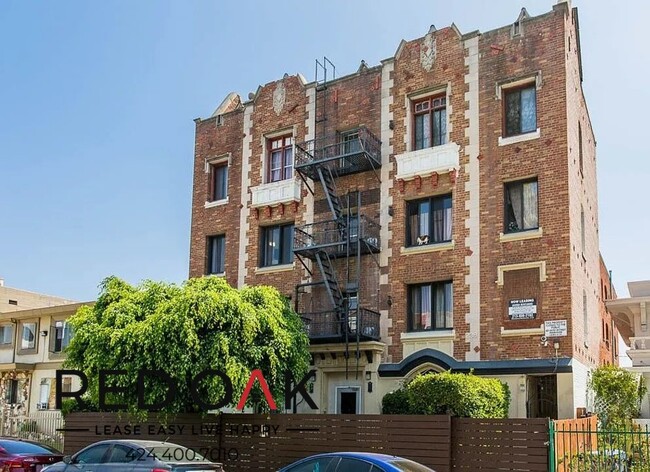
[588,365,647,428]
[382,371,510,418]
[63,276,310,414]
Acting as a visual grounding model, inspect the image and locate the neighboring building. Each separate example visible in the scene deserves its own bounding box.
[599,256,619,366]
[189,2,610,418]
[0,279,76,313]
[0,302,89,421]
[608,281,650,418]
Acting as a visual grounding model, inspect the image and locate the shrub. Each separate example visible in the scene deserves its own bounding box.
[589,365,647,428]
[382,371,510,418]
[382,388,412,414]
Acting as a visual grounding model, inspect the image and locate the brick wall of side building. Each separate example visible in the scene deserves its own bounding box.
[477,6,574,361]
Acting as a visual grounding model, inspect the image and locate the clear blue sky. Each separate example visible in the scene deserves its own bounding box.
[1,0,648,301]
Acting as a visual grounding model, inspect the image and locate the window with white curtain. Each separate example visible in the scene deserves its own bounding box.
[408,281,453,331]
[504,179,538,233]
[407,195,452,246]
[504,85,537,136]
[20,321,37,351]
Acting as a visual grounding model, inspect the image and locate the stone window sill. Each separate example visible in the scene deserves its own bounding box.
[501,325,544,337]
[499,228,543,243]
[255,264,295,275]
[498,129,540,146]
[401,329,455,341]
[205,198,229,208]
[400,241,455,255]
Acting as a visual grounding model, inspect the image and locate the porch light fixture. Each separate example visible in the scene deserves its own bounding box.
[40,330,48,337]
[365,371,372,381]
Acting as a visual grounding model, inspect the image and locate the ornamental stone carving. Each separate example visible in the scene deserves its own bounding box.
[420,32,437,72]
[273,81,286,116]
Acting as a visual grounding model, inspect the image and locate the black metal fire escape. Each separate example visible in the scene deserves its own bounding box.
[292,58,382,378]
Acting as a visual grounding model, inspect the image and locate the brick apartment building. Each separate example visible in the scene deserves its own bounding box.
[189,1,616,419]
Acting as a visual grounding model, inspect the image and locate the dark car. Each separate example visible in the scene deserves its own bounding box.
[278,452,436,472]
[42,440,223,472]
[0,438,64,472]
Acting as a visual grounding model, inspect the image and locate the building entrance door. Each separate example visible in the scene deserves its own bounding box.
[527,374,558,419]
[337,387,360,414]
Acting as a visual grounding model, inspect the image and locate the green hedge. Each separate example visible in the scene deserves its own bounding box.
[382,371,510,418]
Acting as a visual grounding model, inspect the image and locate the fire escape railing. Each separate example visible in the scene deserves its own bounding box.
[294,126,381,179]
[301,307,380,340]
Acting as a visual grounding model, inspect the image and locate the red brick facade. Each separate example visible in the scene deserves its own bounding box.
[188,3,613,371]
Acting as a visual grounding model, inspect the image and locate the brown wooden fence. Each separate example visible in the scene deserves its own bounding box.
[63,413,549,471]
[552,416,597,472]
[453,418,549,471]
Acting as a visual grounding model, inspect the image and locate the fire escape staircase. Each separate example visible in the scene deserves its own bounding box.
[292,58,381,375]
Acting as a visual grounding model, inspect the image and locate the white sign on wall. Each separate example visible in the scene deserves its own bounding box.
[508,298,537,320]
[544,319,568,337]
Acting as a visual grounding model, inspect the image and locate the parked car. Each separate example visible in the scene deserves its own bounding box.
[278,452,436,472]
[41,440,223,472]
[0,438,64,472]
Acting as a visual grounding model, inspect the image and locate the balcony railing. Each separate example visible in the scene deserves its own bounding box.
[251,178,301,208]
[295,126,381,179]
[293,215,380,255]
[301,307,381,342]
[394,142,460,180]
[630,337,650,350]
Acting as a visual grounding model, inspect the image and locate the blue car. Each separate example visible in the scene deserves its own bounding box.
[278,452,436,472]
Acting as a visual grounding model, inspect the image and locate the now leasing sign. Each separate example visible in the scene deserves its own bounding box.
[55,369,317,412]
[508,298,537,320]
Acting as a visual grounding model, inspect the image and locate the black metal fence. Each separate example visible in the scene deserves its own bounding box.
[552,418,650,472]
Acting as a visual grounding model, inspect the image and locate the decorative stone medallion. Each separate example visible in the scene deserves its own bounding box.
[273,81,286,116]
[420,32,437,72]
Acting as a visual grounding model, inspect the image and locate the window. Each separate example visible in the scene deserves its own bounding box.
[210,163,228,201]
[20,321,37,351]
[284,457,338,472]
[0,325,13,346]
[38,380,50,409]
[580,206,585,255]
[339,130,360,170]
[336,458,374,472]
[5,379,18,404]
[504,85,536,136]
[207,235,225,275]
[261,224,294,267]
[268,135,294,182]
[407,195,452,246]
[414,95,447,150]
[8,299,17,306]
[504,179,538,233]
[408,281,453,331]
[74,444,111,465]
[62,376,72,393]
[51,320,73,353]
[107,444,137,463]
[578,122,583,174]
[342,130,360,154]
[583,290,588,340]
